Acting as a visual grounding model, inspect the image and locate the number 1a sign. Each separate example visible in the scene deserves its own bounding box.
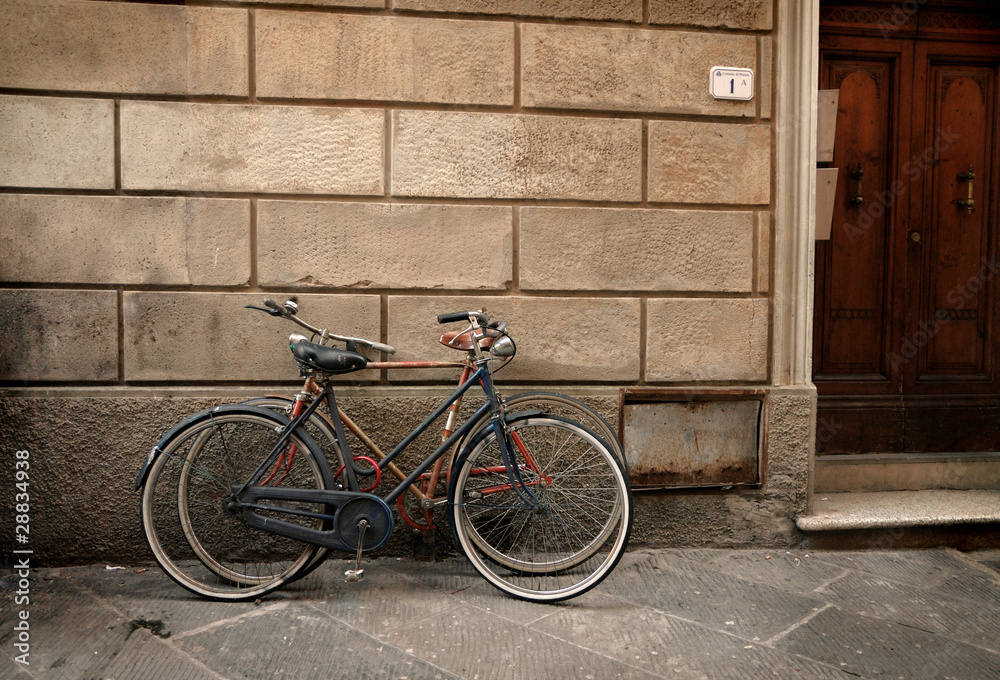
[710,67,754,101]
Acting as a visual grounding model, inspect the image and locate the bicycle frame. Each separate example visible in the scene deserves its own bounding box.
[236,357,546,551]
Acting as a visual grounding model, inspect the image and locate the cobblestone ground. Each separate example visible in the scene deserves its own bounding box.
[2,549,999,679]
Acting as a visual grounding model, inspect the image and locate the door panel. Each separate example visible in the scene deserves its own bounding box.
[916,65,994,381]
[815,5,1000,455]
[815,60,896,379]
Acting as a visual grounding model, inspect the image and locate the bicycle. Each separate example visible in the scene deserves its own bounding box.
[137,300,633,603]
[240,298,626,537]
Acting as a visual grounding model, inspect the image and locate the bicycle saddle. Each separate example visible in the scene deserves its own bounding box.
[292,340,368,374]
[439,330,495,351]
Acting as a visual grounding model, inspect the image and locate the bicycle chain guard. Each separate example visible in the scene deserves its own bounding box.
[336,497,393,552]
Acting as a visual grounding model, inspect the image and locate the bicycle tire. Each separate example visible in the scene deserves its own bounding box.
[451,415,632,603]
[141,406,332,601]
[460,392,627,471]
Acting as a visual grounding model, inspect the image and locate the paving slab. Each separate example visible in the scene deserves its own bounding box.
[382,605,662,680]
[62,565,258,637]
[614,553,828,641]
[809,549,972,587]
[816,569,1000,651]
[668,548,848,595]
[532,593,848,679]
[775,605,1000,679]
[306,566,462,636]
[173,603,461,680]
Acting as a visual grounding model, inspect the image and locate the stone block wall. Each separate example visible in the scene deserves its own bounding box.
[0,0,792,564]
[0,0,774,385]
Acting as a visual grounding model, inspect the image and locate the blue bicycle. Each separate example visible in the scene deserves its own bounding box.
[137,301,632,603]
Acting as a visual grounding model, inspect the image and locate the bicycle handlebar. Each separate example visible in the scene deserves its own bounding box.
[438,310,488,325]
[248,298,397,355]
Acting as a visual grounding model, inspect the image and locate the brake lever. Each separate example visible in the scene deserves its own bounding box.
[244,304,284,317]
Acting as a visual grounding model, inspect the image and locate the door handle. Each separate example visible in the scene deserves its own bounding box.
[958,165,975,214]
[849,163,864,210]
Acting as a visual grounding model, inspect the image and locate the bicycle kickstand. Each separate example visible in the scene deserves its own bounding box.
[345,519,369,582]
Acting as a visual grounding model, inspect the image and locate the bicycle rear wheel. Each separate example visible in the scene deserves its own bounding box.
[241,396,344,579]
[451,415,632,602]
[141,406,332,601]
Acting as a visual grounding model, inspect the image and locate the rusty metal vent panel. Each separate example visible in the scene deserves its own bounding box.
[621,393,763,489]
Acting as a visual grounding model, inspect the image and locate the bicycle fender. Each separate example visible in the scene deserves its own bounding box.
[444,410,544,543]
[134,404,333,491]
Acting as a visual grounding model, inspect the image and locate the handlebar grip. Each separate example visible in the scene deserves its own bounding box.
[370,342,396,355]
[262,298,283,313]
[437,311,470,324]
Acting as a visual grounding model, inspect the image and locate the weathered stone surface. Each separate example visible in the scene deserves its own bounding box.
[123,293,381,381]
[392,0,640,22]
[0,0,247,95]
[0,290,117,381]
[649,0,772,30]
[393,111,641,201]
[519,207,752,292]
[0,195,249,285]
[388,295,641,381]
[522,25,756,116]
[120,102,383,194]
[761,37,773,119]
[646,298,769,381]
[648,121,771,205]
[258,201,511,289]
[0,95,113,189]
[257,13,512,105]
[758,210,771,293]
[254,0,380,5]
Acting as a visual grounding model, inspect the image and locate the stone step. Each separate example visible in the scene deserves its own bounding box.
[797,489,1000,532]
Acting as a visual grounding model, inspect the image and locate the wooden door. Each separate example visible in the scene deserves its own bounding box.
[815,3,1000,454]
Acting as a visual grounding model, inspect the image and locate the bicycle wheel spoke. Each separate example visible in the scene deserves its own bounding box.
[142,408,328,601]
[452,416,632,602]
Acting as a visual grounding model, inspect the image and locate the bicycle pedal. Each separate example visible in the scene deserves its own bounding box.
[344,569,364,582]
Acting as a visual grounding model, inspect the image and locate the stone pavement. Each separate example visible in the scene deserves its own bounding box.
[2,548,1000,680]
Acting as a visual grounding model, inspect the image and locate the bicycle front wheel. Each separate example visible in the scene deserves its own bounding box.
[451,415,632,602]
[141,406,332,601]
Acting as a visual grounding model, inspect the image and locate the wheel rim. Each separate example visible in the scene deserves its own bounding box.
[453,417,631,601]
[142,411,326,600]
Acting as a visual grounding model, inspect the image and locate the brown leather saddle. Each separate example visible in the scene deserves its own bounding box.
[438,330,495,351]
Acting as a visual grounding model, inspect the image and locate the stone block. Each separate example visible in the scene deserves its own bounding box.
[0,1,247,95]
[522,25,755,116]
[392,111,641,201]
[0,195,249,285]
[649,0,772,30]
[123,293,381,381]
[519,207,752,292]
[0,290,118,381]
[757,211,771,293]
[255,0,381,5]
[648,121,771,205]
[392,0,640,22]
[258,201,511,289]
[646,298,769,381]
[760,37,773,119]
[120,102,383,194]
[0,95,113,189]
[257,13,512,105]
[388,295,640,381]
